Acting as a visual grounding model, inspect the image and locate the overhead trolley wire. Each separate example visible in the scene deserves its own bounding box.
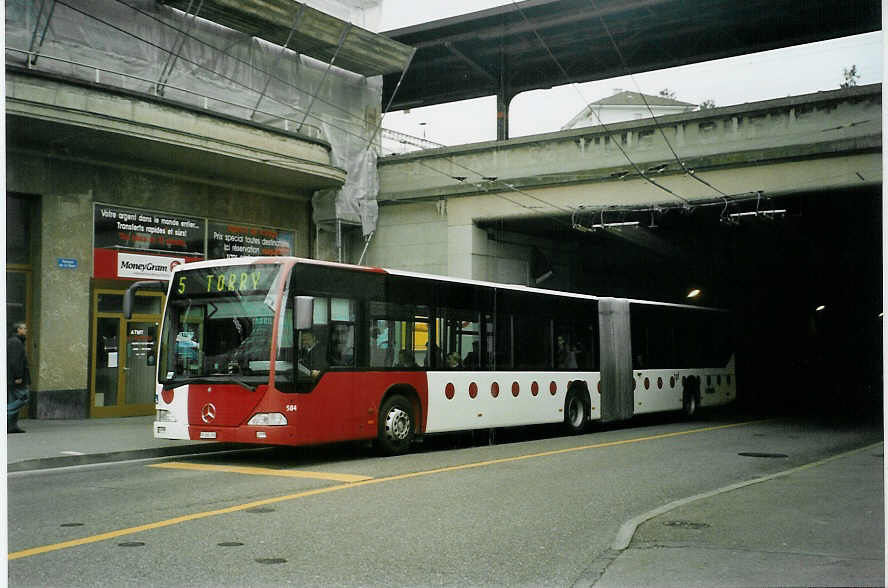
[410,157,576,223]
[586,0,733,201]
[46,0,574,227]
[510,1,692,208]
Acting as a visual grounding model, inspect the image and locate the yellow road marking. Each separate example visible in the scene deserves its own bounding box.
[149,462,373,483]
[9,419,766,560]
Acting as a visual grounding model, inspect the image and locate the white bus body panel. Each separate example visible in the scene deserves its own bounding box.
[632,368,736,415]
[154,383,190,440]
[425,372,601,433]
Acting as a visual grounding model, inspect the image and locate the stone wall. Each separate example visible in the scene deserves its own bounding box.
[7,152,312,418]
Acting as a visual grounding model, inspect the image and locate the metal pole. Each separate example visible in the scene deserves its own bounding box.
[357,231,374,266]
[366,47,416,151]
[297,23,352,132]
[27,0,58,67]
[156,0,204,96]
[336,220,343,263]
[250,4,305,119]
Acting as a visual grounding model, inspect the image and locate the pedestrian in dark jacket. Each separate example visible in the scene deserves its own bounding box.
[7,322,30,433]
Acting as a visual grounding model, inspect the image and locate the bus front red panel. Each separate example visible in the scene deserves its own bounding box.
[187,384,266,428]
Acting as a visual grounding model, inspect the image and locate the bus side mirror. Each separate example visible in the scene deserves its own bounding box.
[295,296,314,331]
[124,280,166,319]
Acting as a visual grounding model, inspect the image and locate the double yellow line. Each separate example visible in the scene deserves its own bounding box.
[9,420,761,560]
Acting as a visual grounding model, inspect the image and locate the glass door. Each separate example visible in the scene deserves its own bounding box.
[91,289,163,417]
[125,321,159,405]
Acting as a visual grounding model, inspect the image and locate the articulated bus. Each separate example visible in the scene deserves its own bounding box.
[125,256,735,455]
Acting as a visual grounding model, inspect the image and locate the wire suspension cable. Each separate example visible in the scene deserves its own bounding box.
[410,158,577,227]
[586,0,732,201]
[55,0,371,146]
[511,1,692,206]
[366,47,417,151]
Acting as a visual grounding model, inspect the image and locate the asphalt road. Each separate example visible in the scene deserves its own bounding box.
[7,411,881,587]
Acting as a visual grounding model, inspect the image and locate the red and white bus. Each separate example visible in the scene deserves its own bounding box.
[125,256,735,455]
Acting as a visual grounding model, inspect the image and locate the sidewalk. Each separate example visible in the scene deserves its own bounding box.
[589,442,885,587]
[6,416,233,472]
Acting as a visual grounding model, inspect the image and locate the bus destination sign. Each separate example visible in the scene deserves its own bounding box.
[172,264,280,297]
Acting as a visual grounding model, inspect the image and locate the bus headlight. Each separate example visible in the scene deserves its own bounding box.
[156,409,177,423]
[248,413,287,426]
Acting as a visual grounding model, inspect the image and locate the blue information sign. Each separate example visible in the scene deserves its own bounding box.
[57,258,79,269]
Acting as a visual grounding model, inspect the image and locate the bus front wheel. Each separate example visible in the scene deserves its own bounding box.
[378,394,415,456]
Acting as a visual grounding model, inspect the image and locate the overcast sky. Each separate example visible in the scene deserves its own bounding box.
[378,1,884,147]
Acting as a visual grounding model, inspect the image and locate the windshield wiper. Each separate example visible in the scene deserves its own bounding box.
[162,375,257,392]
[226,374,258,392]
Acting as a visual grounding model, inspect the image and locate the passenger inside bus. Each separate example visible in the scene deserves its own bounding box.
[298,330,326,377]
[556,335,578,369]
[369,326,393,367]
[233,319,273,372]
[395,349,419,369]
[328,324,354,366]
[462,341,481,368]
[424,342,443,368]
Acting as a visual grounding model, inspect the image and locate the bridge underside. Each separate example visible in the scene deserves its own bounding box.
[382,0,880,139]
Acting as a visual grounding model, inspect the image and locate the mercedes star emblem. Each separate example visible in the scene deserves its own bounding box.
[201,403,217,424]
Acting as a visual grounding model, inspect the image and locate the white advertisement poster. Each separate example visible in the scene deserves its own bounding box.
[117,253,185,280]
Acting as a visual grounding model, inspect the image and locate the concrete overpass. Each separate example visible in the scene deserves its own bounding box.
[373,83,882,412]
[374,83,880,288]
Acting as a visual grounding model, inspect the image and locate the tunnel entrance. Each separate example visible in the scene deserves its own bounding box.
[479,185,882,419]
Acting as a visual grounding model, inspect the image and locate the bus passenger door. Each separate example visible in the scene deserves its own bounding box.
[598,298,633,422]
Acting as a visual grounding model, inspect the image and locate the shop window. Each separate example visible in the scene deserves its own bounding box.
[6,194,32,265]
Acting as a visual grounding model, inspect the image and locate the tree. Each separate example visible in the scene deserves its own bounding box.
[658,88,677,100]
[840,65,859,89]
[699,99,716,110]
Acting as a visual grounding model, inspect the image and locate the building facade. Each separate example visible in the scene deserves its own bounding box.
[5,0,410,419]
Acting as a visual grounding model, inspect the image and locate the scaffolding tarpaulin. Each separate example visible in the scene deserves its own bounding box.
[6,0,410,239]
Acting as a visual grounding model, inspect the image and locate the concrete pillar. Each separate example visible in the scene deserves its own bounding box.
[34,189,93,418]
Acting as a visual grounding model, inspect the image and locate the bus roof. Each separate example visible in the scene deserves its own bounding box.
[177,256,725,312]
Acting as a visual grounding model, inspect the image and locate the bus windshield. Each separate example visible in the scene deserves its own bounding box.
[158,263,291,387]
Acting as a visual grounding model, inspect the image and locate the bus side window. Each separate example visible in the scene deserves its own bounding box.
[494,314,513,370]
[329,323,355,366]
[514,314,551,370]
[369,319,393,368]
[328,298,356,367]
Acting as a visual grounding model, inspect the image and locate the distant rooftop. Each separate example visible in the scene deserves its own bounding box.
[562,90,698,130]
[592,90,697,107]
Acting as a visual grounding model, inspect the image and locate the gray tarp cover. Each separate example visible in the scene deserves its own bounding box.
[6,0,384,235]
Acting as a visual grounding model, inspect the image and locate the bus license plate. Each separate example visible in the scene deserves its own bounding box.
[200,431,217,439]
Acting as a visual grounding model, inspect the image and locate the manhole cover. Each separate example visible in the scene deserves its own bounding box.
[663,520,710,530]
[255,558,287,565]
[118,541,146,547]
[218,542,245,547]
[60,523,84,528]
[738,452,788,458]
[246,507,276,514]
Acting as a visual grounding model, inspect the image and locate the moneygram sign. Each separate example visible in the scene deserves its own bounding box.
[117,253,185,280]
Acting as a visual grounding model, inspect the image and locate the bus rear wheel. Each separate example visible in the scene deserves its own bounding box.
[564,390,587,435]
[378,394,415,456]
[682,377,699,418]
